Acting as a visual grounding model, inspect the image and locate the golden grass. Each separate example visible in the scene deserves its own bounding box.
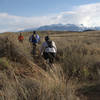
[0,31,100,100]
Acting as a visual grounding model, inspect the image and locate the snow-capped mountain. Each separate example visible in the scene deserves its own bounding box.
[37,24,90,31]
[21,24,100,32]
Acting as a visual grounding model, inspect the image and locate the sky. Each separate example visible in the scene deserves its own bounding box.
[0,0,100,32]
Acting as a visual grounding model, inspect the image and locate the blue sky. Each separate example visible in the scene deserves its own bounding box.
[0,0,100,16]
[0,0,100,32]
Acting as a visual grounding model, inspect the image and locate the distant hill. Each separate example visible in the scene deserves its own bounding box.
[83,29,96,32]
[21,24,100,32]
[37,24,86,32]
[37,24,100,32]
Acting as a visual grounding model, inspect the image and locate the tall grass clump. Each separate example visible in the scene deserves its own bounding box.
[36,65,67,100]
[0,33,68,100]
[0,63,67,100]
[57,43,100,81]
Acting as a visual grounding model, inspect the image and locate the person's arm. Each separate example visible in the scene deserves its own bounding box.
[22,36,24,39]
[29,35,32,42]
[40,42,46,55]
[52,41,57,52]
[40,44,44,55]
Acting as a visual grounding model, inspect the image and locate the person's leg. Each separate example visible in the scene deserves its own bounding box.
[47,52,53,64]
[49,52,56,64]
[43,52,48,60]
[33,43,36,55]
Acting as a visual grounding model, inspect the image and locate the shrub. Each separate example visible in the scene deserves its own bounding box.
[57,43,100,81]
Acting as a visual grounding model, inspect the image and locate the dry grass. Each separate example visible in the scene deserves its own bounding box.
[0,31,100,100]
[0,32,67,100]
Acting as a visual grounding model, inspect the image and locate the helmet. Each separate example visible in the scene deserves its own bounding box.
[45,36,50,41]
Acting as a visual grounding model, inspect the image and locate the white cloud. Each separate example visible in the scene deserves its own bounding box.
[58,3,100,27]
[0,13,59,32]
[0,3,100,32]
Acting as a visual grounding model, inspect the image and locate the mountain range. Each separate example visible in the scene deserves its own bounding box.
[22,24,100,32]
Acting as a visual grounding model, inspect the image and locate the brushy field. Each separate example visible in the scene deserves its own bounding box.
[0,31,100,100]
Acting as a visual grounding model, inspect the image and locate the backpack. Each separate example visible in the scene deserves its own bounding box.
[47,40,53,48]
[35,34,40,43]
[29,34,40,43]
[32,35,37,43]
